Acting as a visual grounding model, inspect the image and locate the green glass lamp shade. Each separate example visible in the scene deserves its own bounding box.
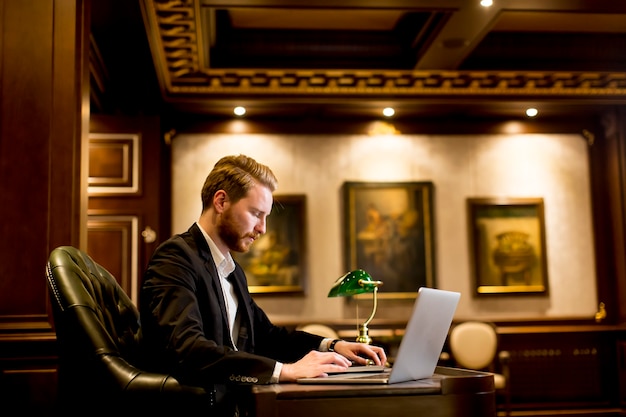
[328,269,383,344]
[328,269,380,297]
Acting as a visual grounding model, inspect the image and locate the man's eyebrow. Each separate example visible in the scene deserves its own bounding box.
[250,205,269,216]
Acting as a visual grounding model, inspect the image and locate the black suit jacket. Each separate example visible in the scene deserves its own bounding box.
[140,223,324,388]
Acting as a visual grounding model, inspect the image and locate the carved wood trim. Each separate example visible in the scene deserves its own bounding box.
[141,0,626,102]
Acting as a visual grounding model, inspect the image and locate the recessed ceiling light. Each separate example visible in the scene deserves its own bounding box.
[480,0,493,7]
[526,108,538,117]
[383,107,395,117]
[233,106,246,116]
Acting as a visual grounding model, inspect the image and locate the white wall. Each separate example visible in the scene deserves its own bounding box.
[171,131,597,323]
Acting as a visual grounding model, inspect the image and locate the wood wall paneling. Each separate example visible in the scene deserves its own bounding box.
[591,108,626,324]
[619,341,626,406]
[0,0,87,319]
[88,133,140,195]
[0,0,87,335]
[0,1,90,416]
[0,342,59,417]
[1,0,55,321]
[88,115,164,306]
[87,215,139,303]
[612,109,626,324]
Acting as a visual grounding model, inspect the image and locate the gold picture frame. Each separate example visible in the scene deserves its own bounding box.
[234,195,307,295]
[343,181,436,299]
[467,197,549,295]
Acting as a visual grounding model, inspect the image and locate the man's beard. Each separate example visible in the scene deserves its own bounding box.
[218,208,257,253]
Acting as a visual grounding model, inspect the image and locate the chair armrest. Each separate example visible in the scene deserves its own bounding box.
[101,354,212,412]
[498,350,511,382]
[438,351,453,367]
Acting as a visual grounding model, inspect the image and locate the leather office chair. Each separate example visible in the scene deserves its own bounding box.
[448,321,511,416]
[46,246,212,416]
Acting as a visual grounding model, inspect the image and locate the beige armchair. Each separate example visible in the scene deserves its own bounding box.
[448,321,511,416]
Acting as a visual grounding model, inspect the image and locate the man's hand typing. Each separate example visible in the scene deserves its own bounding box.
[279,350,351,382]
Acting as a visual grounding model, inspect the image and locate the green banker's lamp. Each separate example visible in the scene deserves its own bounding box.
[328,269,383,344]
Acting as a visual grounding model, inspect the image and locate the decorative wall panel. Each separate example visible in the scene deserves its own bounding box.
[88,134,140,195]
[87,215,139,304]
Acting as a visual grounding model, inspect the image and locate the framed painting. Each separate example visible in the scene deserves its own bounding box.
[343,181,436,299]
[467,197,549,295]
[233,195,307,294]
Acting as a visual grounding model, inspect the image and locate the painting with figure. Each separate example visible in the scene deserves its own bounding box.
[343,182,436,298]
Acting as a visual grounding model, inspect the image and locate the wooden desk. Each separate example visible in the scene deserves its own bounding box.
[245,367,496,417]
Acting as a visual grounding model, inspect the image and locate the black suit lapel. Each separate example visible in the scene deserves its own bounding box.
[187,223,231,344]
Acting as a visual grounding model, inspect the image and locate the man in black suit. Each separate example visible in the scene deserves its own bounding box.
[140,154,386,415]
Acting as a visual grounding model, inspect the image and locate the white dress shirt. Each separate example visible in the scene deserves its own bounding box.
[196,223,239,348]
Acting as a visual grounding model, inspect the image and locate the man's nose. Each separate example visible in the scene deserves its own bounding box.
[255,218,266,235]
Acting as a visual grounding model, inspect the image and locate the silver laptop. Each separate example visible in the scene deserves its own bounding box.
[297,287,460,384]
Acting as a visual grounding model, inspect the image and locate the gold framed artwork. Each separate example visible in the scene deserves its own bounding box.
[467,197,549,295]
[233,195,307,295]
[343,181,436,299]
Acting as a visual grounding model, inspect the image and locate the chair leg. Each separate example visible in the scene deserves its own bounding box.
[502,384,511,416]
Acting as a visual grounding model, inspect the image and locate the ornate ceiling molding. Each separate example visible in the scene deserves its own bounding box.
[141,0,626,101]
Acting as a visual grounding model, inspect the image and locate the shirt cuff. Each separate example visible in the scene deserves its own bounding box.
[271,362,283,383]
[320,337,334,352]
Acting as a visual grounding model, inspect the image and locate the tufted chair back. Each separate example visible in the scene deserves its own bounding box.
[46,246,211,416]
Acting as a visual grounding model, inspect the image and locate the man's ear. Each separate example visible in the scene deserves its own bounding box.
[213,190,229,213]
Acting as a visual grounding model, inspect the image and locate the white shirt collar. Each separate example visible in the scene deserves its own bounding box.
[196,222,236,279]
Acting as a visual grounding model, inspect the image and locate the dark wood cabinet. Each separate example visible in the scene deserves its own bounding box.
[499,325,625,410]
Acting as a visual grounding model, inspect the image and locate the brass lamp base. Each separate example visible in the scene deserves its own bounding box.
[356,323,372,344]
